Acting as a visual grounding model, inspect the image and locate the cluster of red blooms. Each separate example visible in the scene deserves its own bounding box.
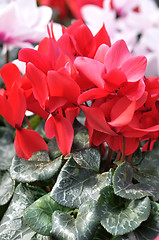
[0,20,159,159]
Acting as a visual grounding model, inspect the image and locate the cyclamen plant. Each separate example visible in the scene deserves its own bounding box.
[0,20,159,240]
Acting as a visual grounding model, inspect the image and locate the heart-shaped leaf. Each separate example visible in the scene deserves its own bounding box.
[0,127,15,170]
[51,201,99,240]
[51,149,113,208]
[0,183,46,240]
[113,202,159,240]
[134,201,159,239]
[98,186,151,236]
[113,160,159,200]
[10,151,62,182]
[23,193,71,236]
[0,170,15,205]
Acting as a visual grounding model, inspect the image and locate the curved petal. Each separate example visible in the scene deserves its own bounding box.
[47,68,80,104]
[19,48,51,74]
[26,63,49,109]
[54,115,74,155]
[104,40,131,72]
[109,96,136,127]
[94,44,109,63]
[121,56,147,82]
[8,84,26,128]
[74,57,105,88]
[81,105,117,136]
[118,78,146,101]
[103,69,127,92]
[0,63,21,90]
[45,114,56,139]
[14,128,48,159]
[78,88,109,105]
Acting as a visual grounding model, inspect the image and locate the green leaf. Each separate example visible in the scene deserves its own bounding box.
[31,234,53,240]
[113,202,159,240]
[48,138,62,160]
[93,224,112,240]
[23,193,71,236]
[51,149,113,208]
[134,202,159,239]
[98,186,151,236]
[72,120,89,150]
[10,151,62,183]
[0,183,45,240]
[51,201,99,240]
[0,127,15,170]
[71,148,100,170]
[0,170,15,205]
[113,159,159,200]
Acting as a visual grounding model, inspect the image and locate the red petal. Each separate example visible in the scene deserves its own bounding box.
[26,93,49,120]
[105,135,139,155]
[104,40,131,72]
[74,57,105,88]
[118,78,145,101]
[55,53,77,79]
[8,85,26,127]
[94,23,111,49]
[14,128,48,159]
[65,106,80,124]
[54,115,74,155]
[57,34,76,61]
[47,68,80,104]
[19,48,51,74]
[81,105,117,136]
[78,88,108,105]
[121,56,147,82]
[0,63,21,90]
[103,69,127,92]
[142,139,156,152]
[26,63,49,109]
[109,96,136,127]
[0,94,14,127]
[72,23,96,57]
[45,96,67,113]
[45,114,56,139]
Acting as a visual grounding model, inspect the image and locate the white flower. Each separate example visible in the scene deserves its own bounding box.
[0,0,52,53]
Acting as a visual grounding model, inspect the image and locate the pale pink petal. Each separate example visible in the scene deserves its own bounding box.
[74,57,105,88]
[104,40,131,72]
[121,56,147,82]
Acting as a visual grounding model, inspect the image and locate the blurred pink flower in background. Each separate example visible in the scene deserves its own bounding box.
[0,0,52,53]
[82,0,159,77]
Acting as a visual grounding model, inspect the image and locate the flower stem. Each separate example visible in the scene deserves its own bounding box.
[104,147,113,171]
[6,50,9,63]
[121,136,125,163]
[25,115,32,130]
